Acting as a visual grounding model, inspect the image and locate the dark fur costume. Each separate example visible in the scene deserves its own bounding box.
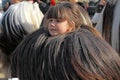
[11,25,120,80]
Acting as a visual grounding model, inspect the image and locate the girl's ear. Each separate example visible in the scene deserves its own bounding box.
[70,21,75,31]
[67,21,75,32]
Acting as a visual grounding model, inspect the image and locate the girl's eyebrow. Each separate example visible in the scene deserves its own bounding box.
[48,18,66,20]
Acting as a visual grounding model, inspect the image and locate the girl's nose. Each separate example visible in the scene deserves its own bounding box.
[50,20,56,26]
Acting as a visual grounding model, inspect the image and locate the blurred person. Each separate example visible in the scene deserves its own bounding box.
[92,0,120,54]
[92,0,107,25]
[11,2,120,80]
[2,0,34,12]
[2,0,10,11]
[33,0,50,14]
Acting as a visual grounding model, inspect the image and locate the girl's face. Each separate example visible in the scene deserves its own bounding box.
[48,18,73,36]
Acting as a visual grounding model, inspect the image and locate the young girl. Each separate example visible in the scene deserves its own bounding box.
[43,1,97,36]
[11,2,120,80]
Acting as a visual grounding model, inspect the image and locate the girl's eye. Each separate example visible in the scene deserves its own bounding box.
[48,19,64,23]
[56,19,60,22]
[56,19,64,22]
[49,19,53,22]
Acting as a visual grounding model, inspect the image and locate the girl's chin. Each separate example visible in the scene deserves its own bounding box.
[50,33,58,36]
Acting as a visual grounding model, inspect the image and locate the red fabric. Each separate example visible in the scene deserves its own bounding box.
[51,0,56,5]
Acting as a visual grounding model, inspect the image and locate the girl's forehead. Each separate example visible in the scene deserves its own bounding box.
[47,18,66,21]
[46,12,68,19]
